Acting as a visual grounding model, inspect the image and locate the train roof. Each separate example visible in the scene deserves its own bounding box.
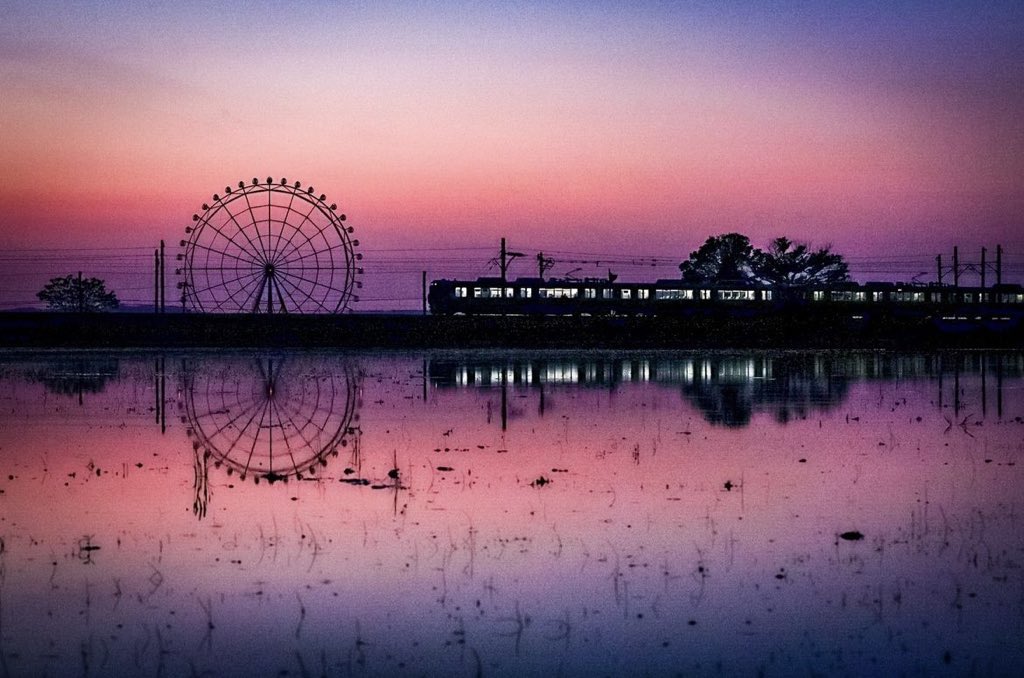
[434,277,1024,291]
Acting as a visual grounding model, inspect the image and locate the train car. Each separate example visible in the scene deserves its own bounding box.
[429,276,1024,326]
[428,277,782,316]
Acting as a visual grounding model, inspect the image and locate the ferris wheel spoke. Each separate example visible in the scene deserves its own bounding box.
[268,397,305,475]
[275,389,329,460]
[215,195,271,265]
[240,397,273,476]
[188,267,262,298]
[203,371,263,431]
[195,385,266,465]
[267,185,301,266]
[201,276,262,314]
[274,271,331,313]
[276,241,353,269]
[200,216,266,266]
[274,227,322,275]
[189,241,263,266]
[275,271,337,311]
[277,277,333,310]
[210,268,263,314]
[239,187,274,264]
[271,199,322,267]
[200,391,268,443]
[277,240,352,262]
[204,270,265,313]
[275,268,345,295]
[274,377,320,431]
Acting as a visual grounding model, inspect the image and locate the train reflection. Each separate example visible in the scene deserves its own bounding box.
[428,352,1024,427]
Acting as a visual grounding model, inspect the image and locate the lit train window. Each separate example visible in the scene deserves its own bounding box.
[637,289,650,299]
[763,291,773,300]
[455,287,467,298]
[584,288,597,299]
[520,288,532,298]
[539,288,578,298]
[872,291,885,301]
[655,289,694,300]
[963,293,973,303]
[621,289,631,299]
[505,288,514,298]
[722,290,754,300]
[473,288,482,298]
[813,291,825,301]
[699,289,710,300]
[602,289,614,299]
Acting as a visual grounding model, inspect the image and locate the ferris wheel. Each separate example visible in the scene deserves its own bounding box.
[178,177,362,313]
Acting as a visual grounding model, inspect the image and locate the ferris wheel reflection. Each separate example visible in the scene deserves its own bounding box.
[179,354,361,517]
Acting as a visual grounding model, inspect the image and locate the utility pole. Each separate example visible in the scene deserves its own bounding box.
[536,252,553,280]
[953,246,959,288]
[996,245,1002,285]
[159,240,166,313]
[936,255,942,285]
[981,247,987,288]
[155,248,160,311]
[498,237,523,282]
[421,270,427,315]
[500,238,507,283]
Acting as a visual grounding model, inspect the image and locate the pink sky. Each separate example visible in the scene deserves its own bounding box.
[1,2,1022,305]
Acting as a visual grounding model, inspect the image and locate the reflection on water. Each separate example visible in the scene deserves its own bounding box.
[431,352,1024,427]
[25,355,120,399]
[0,350,1022,676]
[180,354,361,518]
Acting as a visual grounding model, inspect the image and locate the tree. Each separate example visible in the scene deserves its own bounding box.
[755,237,850,286]
[37,274,119,312]
[679,233,851,286]
[678,233,760,284]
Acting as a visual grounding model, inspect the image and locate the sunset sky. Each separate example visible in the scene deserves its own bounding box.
[1,1,1022,305]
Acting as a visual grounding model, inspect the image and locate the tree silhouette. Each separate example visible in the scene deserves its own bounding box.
[37,274,119,312]
[679,234,850,286]
[678,233,759,283]
[755,237,850,285]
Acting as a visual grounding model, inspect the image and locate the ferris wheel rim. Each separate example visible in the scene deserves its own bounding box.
[179,177,360,314]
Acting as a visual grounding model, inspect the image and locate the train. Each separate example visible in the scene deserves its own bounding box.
[427,276,1024,325]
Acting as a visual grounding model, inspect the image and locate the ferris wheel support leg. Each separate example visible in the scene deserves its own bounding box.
[271,277,289,314]
[251,276,268,314]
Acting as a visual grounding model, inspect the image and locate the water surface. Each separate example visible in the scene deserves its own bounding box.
[0,350,1022,676]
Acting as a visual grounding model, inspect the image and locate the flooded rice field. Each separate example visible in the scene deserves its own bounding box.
[0,350,1022,677]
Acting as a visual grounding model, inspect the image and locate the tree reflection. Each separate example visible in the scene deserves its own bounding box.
[27,356,120,399]
[681,355,847,427]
